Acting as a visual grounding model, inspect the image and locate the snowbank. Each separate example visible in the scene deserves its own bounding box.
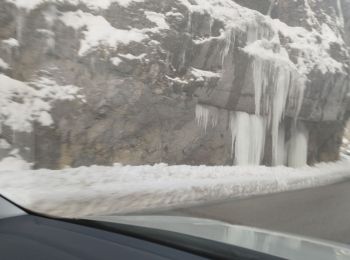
[1,159,350,218]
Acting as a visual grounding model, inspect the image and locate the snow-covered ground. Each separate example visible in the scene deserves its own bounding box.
[1,157,350,218]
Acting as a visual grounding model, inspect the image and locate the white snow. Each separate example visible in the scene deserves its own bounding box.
[0,159,350,217]
[145,11,169,30]
[5,0,144,10]
[0,58,9,70]
[0,156,32,171]
[60,10,147,56]
[110,57,122,66]
[0,74,81,132]
[5,0,44,10]
[190,68,221,81]
[0,139,10,149]
[271,19,344,75]
[2,38,19,48]
[118,53,146,60]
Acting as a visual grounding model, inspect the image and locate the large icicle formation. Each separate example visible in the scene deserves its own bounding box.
[192,0,346,167]
[230,112,266,166]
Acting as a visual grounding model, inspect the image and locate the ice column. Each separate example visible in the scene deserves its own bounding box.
[287,122,309,167]
[195,104,219,132]
[230,112,266,165]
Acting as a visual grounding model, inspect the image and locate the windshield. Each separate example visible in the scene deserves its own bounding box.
[0,0,350,251]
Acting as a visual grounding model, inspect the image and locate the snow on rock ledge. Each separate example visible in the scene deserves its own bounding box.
[0,74,82,132]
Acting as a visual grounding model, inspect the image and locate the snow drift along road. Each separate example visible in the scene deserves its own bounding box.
[0,158,350,217]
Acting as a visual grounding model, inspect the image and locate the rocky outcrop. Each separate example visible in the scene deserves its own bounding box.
[0,0,349,168]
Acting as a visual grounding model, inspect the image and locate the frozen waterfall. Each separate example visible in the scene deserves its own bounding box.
[194,19,308,167]
[287,122,309,167]
[195,104,219,132]
[230,112,266,165]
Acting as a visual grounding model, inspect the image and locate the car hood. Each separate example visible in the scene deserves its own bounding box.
[86,215,350,260]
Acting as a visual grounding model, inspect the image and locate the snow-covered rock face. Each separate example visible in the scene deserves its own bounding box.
[0,0,349,168]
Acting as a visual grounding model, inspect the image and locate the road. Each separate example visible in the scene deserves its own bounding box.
[156,180,350,244]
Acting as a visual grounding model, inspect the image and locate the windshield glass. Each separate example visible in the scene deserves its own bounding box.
[0,0,350,248]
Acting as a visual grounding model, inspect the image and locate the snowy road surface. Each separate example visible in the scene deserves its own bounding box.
[159,180,350,244]
[0,157,350,218]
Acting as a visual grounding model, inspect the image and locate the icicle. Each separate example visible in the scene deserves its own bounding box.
[208,15,213,36]
[230,112,237,157]
[271,65,291,164]
[267,0,276,17]
[187,12,192,33]
[43,4,57,28]
[230,111,266,165]
[221,29,234,67]
[195,104,219,132]
[337,0,345,26]
[47,35,55,51]
[249,114,266,164]
[251,57,269,115]
[287,122,309,167]
[288,74,306,121]
[275,124,286,165]
[246,22,272,43]
[249,52,306,165]
[16,9,25,43]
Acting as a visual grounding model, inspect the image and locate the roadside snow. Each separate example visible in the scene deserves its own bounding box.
[0,157,32,171]
[1,159,350,217]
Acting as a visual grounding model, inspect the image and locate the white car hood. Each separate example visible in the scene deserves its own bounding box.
[86,215,350,260]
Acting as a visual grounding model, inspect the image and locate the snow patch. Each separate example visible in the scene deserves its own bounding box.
[0,139,11,149]
[118,53,146,60]
[195,104,219,131]
[0,74,81,132]
[190,68,221,81]
[110,57,122,66]
[59,10,147,56]
[0,58,10,70]
[145,11,169,30]
[2,38,19,48]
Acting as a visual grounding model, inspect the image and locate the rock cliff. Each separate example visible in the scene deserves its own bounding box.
[0,0,349,168]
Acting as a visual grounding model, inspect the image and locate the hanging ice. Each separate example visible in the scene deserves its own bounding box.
[287,122,309,167]
[245,40,306,166]
[275,125,286,165]
[195,104,219,132]
[221,29,234,67]
[16,9,25,42]
[267,0,276,16]
[337,0,344,26]
[230,112,266,165]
